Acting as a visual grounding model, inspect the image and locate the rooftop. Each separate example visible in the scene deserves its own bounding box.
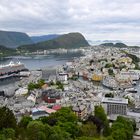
[102,97,128,104]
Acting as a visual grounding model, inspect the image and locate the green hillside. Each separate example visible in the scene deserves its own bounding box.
[0,30,33,48]
[18,32,89,52]
[0,45,16,57]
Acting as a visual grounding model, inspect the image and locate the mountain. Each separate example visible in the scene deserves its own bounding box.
[88,40,122,45]
[0,30,33,48]
[31,34,60,43]
[100,42,127,48]
[114,43,127,47]
[100,43,114,47]
[18,32,89,52]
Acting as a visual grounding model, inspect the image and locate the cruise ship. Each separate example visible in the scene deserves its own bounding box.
[0,61,27,79]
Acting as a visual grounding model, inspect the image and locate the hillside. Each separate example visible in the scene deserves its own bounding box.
[31,34,60,43]
[0,30,33,48]
[100,42,127,47]
[18,32,89,52]
[0,45,16,57]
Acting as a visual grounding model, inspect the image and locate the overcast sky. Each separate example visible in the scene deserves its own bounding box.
[0,0,140,42]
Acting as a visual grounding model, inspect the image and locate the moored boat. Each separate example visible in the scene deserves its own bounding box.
[0,61,27,79]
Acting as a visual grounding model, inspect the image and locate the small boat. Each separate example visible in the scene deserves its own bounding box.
[125,88,137,93]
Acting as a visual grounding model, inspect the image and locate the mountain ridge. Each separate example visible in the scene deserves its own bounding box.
[0,30,33,48]
[31,34,60,43]
[18,32,89,52]
[100,42,128,47]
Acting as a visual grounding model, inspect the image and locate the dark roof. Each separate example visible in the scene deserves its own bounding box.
[42,89,61,98]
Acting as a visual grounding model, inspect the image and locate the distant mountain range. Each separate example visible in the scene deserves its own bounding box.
[31,34,60,43]
[100,42,127,48]
[0,30,89,52]
[18,32,89,52]
[0,30,33,48]
[88,40,122,45]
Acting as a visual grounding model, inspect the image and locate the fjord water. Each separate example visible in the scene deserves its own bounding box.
[0,52,83,70]
[0,52,83,89]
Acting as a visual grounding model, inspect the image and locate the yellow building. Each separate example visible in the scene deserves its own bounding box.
[92,73,103,81]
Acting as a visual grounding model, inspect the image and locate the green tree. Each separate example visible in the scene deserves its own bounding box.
[108,69,114,76]
[36,131,46,140]
[18,116,32,128]
[94,106,107,125]
[116,116,134,140]
[2,128,15,140]
[111,130,127,140]
[76,136,94,140]
[110,116,134,140]
[80,122,97,137]
[0,134,6,140]
[48,107,78,123]
[94,106,110,136]
[58,121,80,138]
[105,63,113,68]
[52,126,72,140]
[38,79,45,87]
[0,107,17,130]
[27,121,45,140]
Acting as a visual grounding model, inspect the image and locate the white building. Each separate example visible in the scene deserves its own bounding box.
[102,97,128,115]
[58,72,68,82]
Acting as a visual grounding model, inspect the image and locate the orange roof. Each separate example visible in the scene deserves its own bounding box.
[42,84,48,89]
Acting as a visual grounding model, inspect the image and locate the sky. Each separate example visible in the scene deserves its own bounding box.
[0,0,140,43]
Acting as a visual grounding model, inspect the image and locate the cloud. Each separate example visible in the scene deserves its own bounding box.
[0,0,140,41]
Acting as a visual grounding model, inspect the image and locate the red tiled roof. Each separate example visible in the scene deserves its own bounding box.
[52,105,61,110]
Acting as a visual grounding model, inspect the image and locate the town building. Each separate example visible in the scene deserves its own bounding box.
[42,68,57,82]
[72,104,87,120]
[42,89,61,103]
[58,72,68,82]
[102,97,128,115]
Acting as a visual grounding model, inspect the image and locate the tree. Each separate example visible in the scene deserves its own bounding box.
[87,116,104,134]
[0,107,17,130]
[0,134,6,140]
[27,121,45,140]
[58,121,80,138]
[111,130,127,140]
[76,136,94,140]
[48,107,78,123]
[36,131,46,140]
[51,125,72,140]
[115,116,134,140]
[18,116,32,128]
[94,106,107,124]
[110,116,134,140]
[38,79,45,87]
[28,79,45,91]
[39,116,57,126]
[80,122,97,137]
[94,106,110,136]
[56,81,64,91]
[108,69,114,76]
[105,63,113,68]
[2,128,15,140]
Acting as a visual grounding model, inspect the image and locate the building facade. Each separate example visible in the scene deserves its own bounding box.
[102,97,128,115]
